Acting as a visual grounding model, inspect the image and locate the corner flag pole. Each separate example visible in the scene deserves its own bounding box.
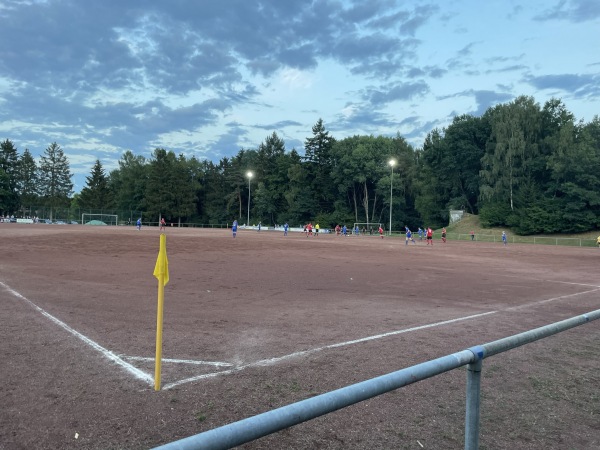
[153,233,169,391]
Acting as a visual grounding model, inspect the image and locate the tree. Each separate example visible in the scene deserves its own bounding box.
[0,139,20,214]
[171,154,198,224]
[221,150,256,222]
[385,133,419,228]
[108,150,147,217]
[304,119,336,214]
[283,150,315,225]
[16,148,39,208]
[0,168,11,215]
[38,142,73,219]
[78,160,113,209]
[330,135,395,225]
[200,159,229,224]
[544,118,600,232]
[145,148,178,221]
[415,129,448,227]
[479,96,542,226]
[254,132,288,224]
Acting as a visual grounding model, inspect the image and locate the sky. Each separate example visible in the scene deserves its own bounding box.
[0,0,599,192]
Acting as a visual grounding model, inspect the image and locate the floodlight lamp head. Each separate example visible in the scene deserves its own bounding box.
[388,159,396,167]
[247,171,253,178]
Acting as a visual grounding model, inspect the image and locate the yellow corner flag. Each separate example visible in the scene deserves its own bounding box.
[153,233,169,286]
[154,233,169,390]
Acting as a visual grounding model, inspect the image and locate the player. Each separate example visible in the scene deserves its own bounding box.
[596,234,600,247]
[160,217,166,231]
[306,222,313,237]
[417,227,423,241]
[315,223,320,236]
[283,222,289,236]
[258,221,261,232]
[378,225,384,239]
[136,218,142,231]
[405,226,416,245]
[335,224,341,235]
[426,227,433,245]
[342,224,348,236]
[232,219,238,238]
[441,227,447,243]
[502,231,507,246]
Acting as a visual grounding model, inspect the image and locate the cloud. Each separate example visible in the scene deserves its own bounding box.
[438,89,515,116]
[0,1,598,192]
[361,81,430,107]
[525,73,600,98]
[253,120,303,130]
[534,0,600,22]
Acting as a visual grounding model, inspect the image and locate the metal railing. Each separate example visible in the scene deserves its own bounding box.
[153,309,600,450]
[450,233,598,247]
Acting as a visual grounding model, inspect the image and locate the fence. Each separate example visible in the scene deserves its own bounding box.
[19,206,143,225]
[139,221,229,229]
[153,309,600,450]
[450,232,598,247]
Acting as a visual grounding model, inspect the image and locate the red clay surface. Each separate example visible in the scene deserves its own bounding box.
[1,224,599,449]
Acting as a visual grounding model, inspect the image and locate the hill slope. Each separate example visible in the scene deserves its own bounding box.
[445,213,600,240]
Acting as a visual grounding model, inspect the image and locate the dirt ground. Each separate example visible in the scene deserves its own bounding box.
[0,224,599,450]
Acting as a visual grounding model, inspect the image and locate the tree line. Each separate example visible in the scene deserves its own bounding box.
[1,96,598,234]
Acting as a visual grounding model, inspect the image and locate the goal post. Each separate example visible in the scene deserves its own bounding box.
[352,223,382,235]
[81,213,119,225]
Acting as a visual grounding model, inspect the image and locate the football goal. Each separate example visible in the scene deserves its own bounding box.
[352,223,382,235]
[82,213,118,226]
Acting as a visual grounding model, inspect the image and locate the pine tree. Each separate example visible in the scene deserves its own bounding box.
[0,139,20,214]
[38,142,73,219]
[79,159,112,209]
[304,119,336,214]
[16,149,39,208]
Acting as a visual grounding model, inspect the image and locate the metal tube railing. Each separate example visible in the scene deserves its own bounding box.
[153,309,600,450]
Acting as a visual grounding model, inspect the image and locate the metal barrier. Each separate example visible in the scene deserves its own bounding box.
[153,309,600,450]
[451,233,597,247]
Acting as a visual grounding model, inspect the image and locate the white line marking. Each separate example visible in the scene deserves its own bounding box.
[505,288,600,311]
[164,285,600,389]
[545,280,600,288]
[1,281,154,386]
[123,356,233,367]
[5,278,599,391]
[162,311,497,389]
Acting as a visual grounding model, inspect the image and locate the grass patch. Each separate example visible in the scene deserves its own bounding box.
[445,213,600,243]
[194,401,214,422]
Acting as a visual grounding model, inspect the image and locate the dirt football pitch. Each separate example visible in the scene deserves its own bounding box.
[1,224,599,450]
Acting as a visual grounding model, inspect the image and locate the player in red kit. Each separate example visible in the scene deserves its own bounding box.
[426,227,433,245]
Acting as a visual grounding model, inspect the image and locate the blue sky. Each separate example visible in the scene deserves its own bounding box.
[0,0,599,192]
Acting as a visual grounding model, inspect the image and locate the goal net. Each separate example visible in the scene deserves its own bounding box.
[82,213,118,226]
[352,223,382,235]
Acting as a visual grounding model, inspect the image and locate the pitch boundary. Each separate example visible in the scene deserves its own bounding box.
[2,279,598,390]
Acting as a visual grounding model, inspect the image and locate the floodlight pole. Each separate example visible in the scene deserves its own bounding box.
[247,171,253,227]
[389,159,396,236]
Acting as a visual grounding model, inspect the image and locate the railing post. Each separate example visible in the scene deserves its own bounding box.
[465,346,484,450]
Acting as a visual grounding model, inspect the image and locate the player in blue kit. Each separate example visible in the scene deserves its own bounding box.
[405,226,416,245]
[232,219,238,238]
[283,222,289,236]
